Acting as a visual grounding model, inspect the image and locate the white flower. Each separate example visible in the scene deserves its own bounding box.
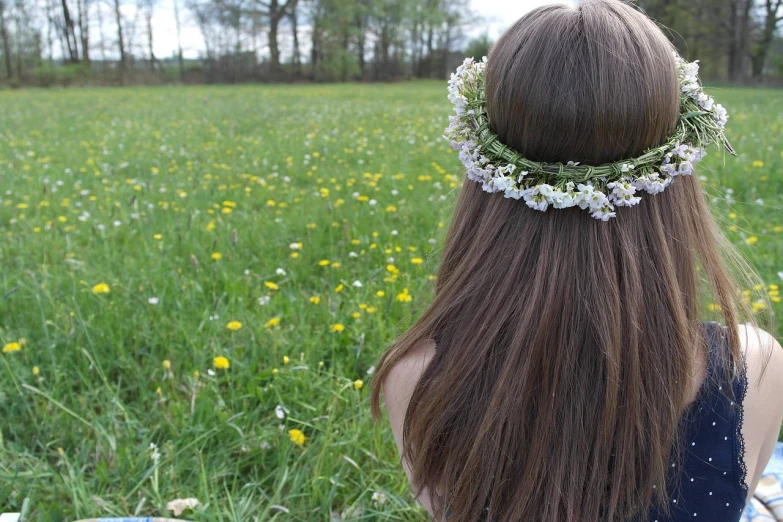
[352,280,363,288]
[677,161,694,176]
[632,173,672,195]
[276,268,286,276]
[607,180,641,207]
[491,175,516,192]
[590,204,617,221]
[522,185,550,212]
[275,405,285,419]
[289,243,301,250]
[348,251,359,258]
[148,297,159,305]
[258,296,271,306]
[149,442,161,463]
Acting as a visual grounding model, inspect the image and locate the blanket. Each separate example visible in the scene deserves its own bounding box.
[742,442,783,521]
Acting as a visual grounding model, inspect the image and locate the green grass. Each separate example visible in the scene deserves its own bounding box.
[0,82,782,521]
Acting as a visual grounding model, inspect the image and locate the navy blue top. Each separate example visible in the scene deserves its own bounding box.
[643,321,749,521]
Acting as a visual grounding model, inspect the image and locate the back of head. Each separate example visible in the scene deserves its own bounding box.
[485,0,678,165]
[372,1,745,521]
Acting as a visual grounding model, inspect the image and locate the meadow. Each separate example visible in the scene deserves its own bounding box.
[0,82,782,521]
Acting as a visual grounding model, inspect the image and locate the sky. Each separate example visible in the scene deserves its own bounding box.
[475,0,574,40]
[123,0,574,61]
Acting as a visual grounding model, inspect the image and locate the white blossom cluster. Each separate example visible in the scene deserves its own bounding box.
[443,56,726,221]
[675,53,728,128]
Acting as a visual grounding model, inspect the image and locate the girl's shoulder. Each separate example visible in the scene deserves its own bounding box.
[382,338,437,416]
[738,323,783,502]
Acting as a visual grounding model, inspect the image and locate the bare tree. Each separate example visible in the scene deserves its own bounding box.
[142,0,158,71]
[173,0,184,79]
[288,0,300,75]
[261,0,293,73]
[60,0,80,62]
[76,0,90,64]
[113,0,126,79]
[0,0,11,78]
[750,0,783,78]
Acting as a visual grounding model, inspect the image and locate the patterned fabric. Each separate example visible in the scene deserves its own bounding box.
[741,443,783,521]
[641,321,749,522]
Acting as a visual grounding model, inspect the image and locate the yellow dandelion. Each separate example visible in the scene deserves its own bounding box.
[265,317,281,328]
[331,324,345,333]
[752,160,764,168]
[376,290,385,297]
[309,296,320,305]
[318,259,331,266]
[411,258,423,265]
[288,428,306,446]
[283,355,290,365]
[213,356,230,370]
[746,236,759,245]
[92,283,110,294]
[396,288,413,303]
[226,321,243,331]
[3,342,22,353]
[335,283,344,293]
[162,360,171,371]
[264,281,280,291]
[353,379,364,390]
[153,233,163,240]
[32,366,40,376]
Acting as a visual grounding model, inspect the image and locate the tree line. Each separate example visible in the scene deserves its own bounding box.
[638,0,783,81]
[0,0,489,85]
[0,0,780,87]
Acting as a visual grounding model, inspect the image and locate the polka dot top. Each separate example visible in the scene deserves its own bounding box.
[643,321,749,521]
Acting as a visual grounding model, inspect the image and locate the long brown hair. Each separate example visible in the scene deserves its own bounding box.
[372,1,750,520]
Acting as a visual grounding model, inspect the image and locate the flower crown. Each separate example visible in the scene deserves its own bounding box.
[443,54,734,220]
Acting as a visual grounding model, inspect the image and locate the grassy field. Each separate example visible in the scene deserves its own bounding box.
[0,82,782,521]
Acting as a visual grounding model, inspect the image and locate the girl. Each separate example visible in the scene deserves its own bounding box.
[371,1,783,521]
